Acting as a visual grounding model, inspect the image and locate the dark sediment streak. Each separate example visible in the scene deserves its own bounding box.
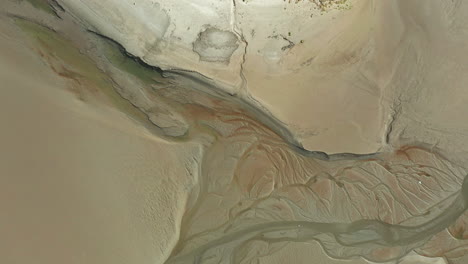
[87,30,381,161]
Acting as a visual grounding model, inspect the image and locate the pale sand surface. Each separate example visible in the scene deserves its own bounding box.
[0,20,201,264]
[58,0,386,154]
[57,0,468,157]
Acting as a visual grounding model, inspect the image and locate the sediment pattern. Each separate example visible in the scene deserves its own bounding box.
[3,0,468,263]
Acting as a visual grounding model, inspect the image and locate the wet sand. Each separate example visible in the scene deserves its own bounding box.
[0,17,201,264]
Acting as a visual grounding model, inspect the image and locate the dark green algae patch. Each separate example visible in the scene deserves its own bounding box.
[96,35,166,86]
[14,18,150,124]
